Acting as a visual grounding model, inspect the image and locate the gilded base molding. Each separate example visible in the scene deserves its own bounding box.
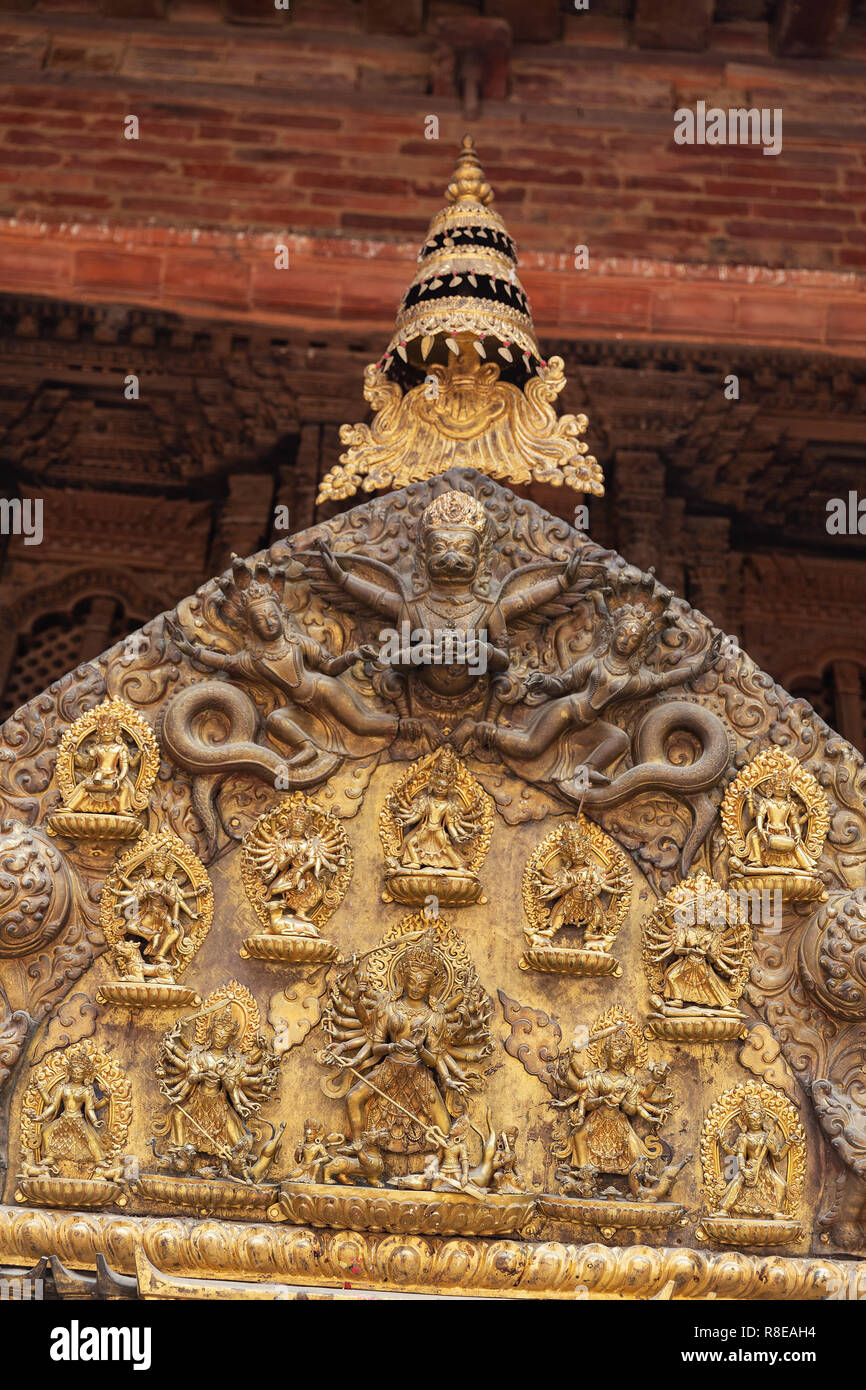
[697,1215,805,1248]
[519,945,621,977]
[132,1174,278,1219]
[239,934,339,964]
[538,1194,684,1235]
[272,1181,535,1237]
[14,1178,127,1210]
[0,1204,855,1300]
[96,981,201,1009]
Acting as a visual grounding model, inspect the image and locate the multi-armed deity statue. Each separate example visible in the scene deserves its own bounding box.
[521,816,631,975]
[96,831,213,1008]
[240,793,352,962]
[380,747,493,906]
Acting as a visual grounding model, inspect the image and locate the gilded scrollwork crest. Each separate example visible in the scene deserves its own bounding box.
[641,871,753,1041]
[47,697,159,842]
[520,815,631,976]
[239,792,352,963]
[96,830,213,1009]
[698,1081,806,1247]
[16,1040,132,1210]
[379,747,493,906]
[721,747,829,902]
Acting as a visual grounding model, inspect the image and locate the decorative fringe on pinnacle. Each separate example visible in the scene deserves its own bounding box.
[315,136,603,505]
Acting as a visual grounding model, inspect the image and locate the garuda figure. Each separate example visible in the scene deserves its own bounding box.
[307,489,595,742]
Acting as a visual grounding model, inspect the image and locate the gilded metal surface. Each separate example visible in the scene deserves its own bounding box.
[47,697,159,842]
[641,871,752,1041]
[721,747,830,901]
[379,748,494,905]
[240,793,351,961]
[698,1081,806,1247]
[97,829,213,1007]
[520,815,631,976]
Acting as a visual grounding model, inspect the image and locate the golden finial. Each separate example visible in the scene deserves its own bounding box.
[445,134,494,206]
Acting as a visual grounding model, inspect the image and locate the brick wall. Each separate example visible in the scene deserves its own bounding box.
[0,2,863,349]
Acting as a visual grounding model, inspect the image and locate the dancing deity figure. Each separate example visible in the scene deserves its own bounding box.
[22,1049,116,1178]
[120,847,200,971]
[531,822,621,951]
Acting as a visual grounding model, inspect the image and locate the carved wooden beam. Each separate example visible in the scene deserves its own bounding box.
[774,0,851,57]
[633,0,716,51]
[431,17,511,120]
[483,0,561,44]
[363,0,425,35]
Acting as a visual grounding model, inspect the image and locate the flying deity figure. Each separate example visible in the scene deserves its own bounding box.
[166,554,401,773]
[63,705,137,815]
[477,573,721,799]
[319,928,493,1175]
[306,490,599,742]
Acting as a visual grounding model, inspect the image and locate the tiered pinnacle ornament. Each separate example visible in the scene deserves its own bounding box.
[317,135,603,503]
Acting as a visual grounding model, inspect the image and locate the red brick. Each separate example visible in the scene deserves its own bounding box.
[163,249,251,308]
[651,288,736,333]
[826,301,866,343]
[74,249,163,296]
[735,294,825,340]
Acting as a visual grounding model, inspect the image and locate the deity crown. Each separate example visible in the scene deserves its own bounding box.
[420,491,488,539]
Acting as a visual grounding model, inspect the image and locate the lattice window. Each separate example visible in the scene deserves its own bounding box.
[788,670,836,730]
[1,612,87,721]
